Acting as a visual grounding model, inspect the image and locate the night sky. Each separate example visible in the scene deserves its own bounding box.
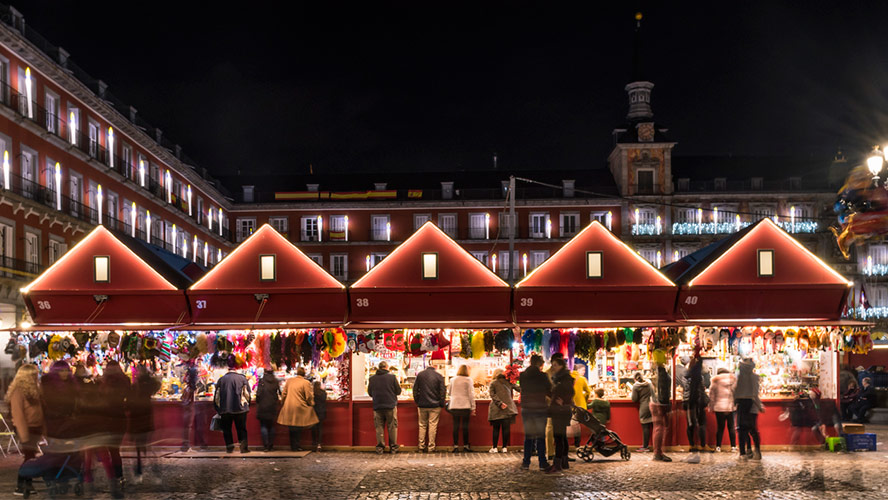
[16,1,888,177]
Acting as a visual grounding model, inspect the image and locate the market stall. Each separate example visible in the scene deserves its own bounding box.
[514,220,680,446]
[348,221,518,448]
[663,218,860,447]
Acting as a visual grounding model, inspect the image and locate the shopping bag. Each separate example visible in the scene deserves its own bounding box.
[566,419,582,438]
[209,414,222,432]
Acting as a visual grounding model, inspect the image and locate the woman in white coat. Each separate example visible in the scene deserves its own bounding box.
[448,365,475,452]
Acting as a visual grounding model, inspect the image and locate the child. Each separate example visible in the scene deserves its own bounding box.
[589,388,611,426]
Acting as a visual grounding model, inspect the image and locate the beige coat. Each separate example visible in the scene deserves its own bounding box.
[276,376,319,428]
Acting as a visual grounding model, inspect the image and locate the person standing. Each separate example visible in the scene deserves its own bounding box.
[180,360,207,452]
[130,365,161,482]
[544,352,566,461]
[519,354,552,471]
[709,367,737,452]
[570,364,591,451]
[413,364,446,453]
[277,367,318,451]
[547,357,574,474]
[311,381,327,452]
[683,356,709,461]
[367,361,401,454]
[214,366,252,454]
[7,364,43,496]
[448,364,476,452]
[488,368,518,453]
[255,370,281,451]
[734,357,762,460]
[650,352,673,462]
[630,372,653,452]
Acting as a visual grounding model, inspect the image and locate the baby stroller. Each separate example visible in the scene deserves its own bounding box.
[572,406,631,462]
[18,439,84,498]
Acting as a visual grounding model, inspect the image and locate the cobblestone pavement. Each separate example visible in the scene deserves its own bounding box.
[0,429,885,500]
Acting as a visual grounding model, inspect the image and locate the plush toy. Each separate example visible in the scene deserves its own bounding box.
[471,331,485,359]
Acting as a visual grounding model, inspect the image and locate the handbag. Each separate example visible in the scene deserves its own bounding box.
[210,414,222,432]
[566,418,582,438]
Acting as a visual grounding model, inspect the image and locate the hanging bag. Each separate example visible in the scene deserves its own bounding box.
[209,414,222,432]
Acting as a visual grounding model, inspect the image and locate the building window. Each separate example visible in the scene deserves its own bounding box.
[308,254,323,266]
[243,185,255,203]
[562,180,575,198]
[236,218,256,242]
[758,249,774,277]
[675,207,696,224]
[67,105,80,145]
[677,178,690,191]
[441,182,454,200]
[438,213,457,238]
[529,213,548,239]
[45,90,59,135]
[93,255,110,283]
[371,253,387,267]
[530,250,549,269]
[714,177,727,191]
[330,254,348,281]
[301,216,320,241]
[0,222,12,273]
[269,216,288,235]
[371,215,390,241]
[498,213,516,238]
[497,250,519,279]
[48,238,67,265]
[24,231,39,270]
[638,248,658,266]
[259,255,276,282]
[414,214,431,230]
[560,213,579,237]
[87,120,100,158]
[330,215,347,241]
[196,197,204,224]
[751,205,775,221]
[421,253,438,279]
[468,213,487,239]
[789,177,802,190]
[637,169,655,194]
[470,251,488,266]
[121,144,132,179]
[586,252,602,279]
[591,211,612,230]
[751,177,763,190]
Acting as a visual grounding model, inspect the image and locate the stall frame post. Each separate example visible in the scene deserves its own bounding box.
[348,351,355,447]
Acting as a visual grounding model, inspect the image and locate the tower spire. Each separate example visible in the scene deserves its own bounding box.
[625,12,654,121]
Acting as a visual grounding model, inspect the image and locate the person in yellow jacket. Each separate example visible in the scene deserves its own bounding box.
[570,364,591,450]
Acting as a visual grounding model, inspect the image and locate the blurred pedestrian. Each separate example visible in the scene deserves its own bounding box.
[519,354,552,471]
[180,360,207,452]
[547,357,574,474]
[488,368,518,453]
[130,364,161,482]
[256,370,281,451]
[683,356,710,461]
[41,360,77,440]
[809,387,842,441]
[783,389,817,445]
[630,372,653,452]
[735,357,762,460]
[7,364,43,496]
[650,351,672,462]
[100,361,130,491]
[448,364,475,452]
[708,367,736,452]
[311,380,327,452]
[214,366,251,454]
[276,367,318,451]
[413,364,446,453]
[367,361,401,454]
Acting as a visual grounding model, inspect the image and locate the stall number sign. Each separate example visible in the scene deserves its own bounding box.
[683,296,699,305]
[518,297,534,307]
[194,300,208,309]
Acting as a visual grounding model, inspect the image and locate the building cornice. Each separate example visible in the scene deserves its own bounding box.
[229,198,624,213]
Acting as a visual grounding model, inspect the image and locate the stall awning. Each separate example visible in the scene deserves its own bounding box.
[22,226,191,328]
[348,221,512,328]
[187,224,347,328]
[514,221,677,326]
[663,218,852,322]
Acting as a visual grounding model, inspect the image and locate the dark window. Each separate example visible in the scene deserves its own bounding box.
[637,170,654,194]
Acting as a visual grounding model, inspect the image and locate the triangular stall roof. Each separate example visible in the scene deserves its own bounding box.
[348,222,512,328]
[188,224,347,328]
[22,226,191,328]
[515,221,677,327]
[662,218,852,325]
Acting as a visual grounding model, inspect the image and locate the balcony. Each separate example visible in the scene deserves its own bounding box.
[371,228,390,241]
[672,220,817,235]
[631,223,660,236]
[468,226,486,239]
[0,255,45,281]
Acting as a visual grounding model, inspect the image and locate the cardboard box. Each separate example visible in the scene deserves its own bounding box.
[843,423,866,434]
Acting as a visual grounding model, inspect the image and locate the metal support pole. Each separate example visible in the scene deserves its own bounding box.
[508,175,516,284]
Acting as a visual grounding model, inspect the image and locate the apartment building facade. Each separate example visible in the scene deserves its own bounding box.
[0,6,234,327]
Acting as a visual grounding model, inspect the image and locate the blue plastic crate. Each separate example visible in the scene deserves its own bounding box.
[842,433,877,452]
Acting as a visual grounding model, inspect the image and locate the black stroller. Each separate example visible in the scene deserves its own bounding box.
[18,439,84,498]
[572,406,631,462]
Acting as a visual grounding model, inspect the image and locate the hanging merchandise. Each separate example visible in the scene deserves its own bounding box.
[483,330,494,353]
[493,329,513,352]
[460,332,471,358]
[575,331,594,361]
[549,329,561,359]
[471,331,485,359]
[542,329,552,360]
[408,332,423,356]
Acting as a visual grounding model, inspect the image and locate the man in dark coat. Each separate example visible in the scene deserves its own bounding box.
[367,361,401,454]
[214,367,251,454]
[849,377,877,423]
[519,354,552,471]
[412,365,446,452]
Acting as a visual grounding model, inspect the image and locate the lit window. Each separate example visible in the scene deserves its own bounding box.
[758,249,774,277]
[586,252,602,279]
[422,253,438,279]
[259,254,276,282]
[94,255,110,282]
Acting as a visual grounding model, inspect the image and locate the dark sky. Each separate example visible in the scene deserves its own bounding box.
[17,1,888,176]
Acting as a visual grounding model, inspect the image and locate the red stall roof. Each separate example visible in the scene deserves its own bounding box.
[188,224,347,328]
[348,221,512,328]
[22,226,191,328]
[663,218,852,324]
[514,221,677,327]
